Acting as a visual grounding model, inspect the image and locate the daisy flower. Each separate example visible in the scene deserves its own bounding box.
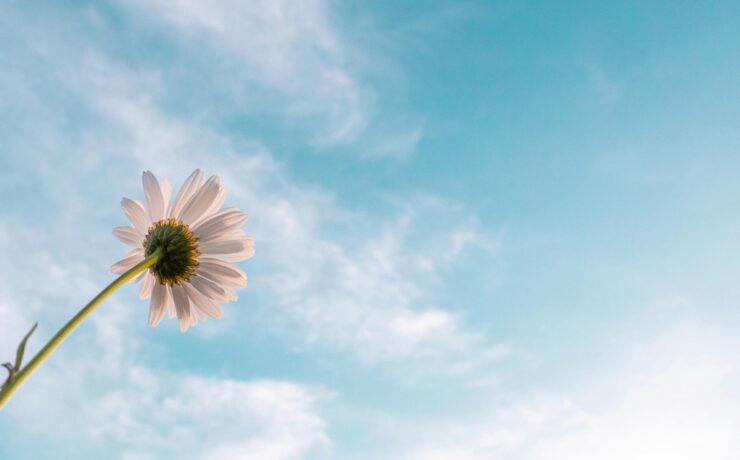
[111,169,254,332]
[0,169,254,409]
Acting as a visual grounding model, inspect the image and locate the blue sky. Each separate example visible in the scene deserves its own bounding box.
[1,1,740,458]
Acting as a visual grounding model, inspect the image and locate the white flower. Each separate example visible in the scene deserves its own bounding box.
[112,170,254,332]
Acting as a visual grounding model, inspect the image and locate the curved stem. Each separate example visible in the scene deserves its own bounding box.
[0,247,164,410]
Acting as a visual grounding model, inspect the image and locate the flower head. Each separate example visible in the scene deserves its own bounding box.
[112,170,254,332]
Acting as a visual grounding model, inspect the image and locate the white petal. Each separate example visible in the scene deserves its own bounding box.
[139,272,155,299]
[224,246,254,262]
[113,226,144,246]
[199,235,252,255]
[143,171,165,222]
[193,307,207,323]
[197,258,247,288]
[170,169,204,218]
[192,186,227,227]
[178,176,221,225]
[193,208,247,241]
[171,284,192,332]
[121,198,151,234]
[189,301,208,324]
[183,282,224,320]
[200,235,254,262]
[111,249,145,274]
[132,270,147,284]
[160,177,173,217]
[224,286,238,301]
[196,228,247,244]
[189,274,229,303]
[149,283,167,326]
[167,286,176,318]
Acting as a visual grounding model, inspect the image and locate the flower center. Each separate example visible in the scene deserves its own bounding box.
[143,218,199,285]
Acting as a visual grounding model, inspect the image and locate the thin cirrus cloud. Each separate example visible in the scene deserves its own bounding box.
[98,79,500,368]
[0,0,500,368]
[0,1,500,458]
[116,0,422,156]
[44,34,498,367]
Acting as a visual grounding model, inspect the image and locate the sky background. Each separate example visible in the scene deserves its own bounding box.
[1,1,740,458]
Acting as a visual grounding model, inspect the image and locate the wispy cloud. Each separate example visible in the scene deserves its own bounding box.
[260,196,500,366]
[0,0,503,440]
[22,25,496,368]
[0,2,502,457]
[390,320,740,459]
[116,0,422,152]
[115,0,372,144]
[4,364,329,459]
[97,375,329,460]
[0,223,329,460]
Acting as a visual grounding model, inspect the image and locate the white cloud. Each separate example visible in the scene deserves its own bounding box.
[118,0,370,146]
[115,0,422,155]
[0,215,327,455]
[393,321,740,460]
[0,225,329,460]
[0,4,503,457]
[2,38,490,368]
[0,0,503,389]
[254,192,501,366]
[126,0,341,86]
[360,126,424,160]
[59,53,499,368]
[4,363,329,459]
[96,374,329,460]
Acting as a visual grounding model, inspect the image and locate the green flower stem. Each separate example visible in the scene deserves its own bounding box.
[0,247,164,410]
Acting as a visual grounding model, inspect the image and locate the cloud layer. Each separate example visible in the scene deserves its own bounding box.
[0,2,496,458]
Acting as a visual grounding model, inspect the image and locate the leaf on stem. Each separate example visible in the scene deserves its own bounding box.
[14,322,38,373]
[1,323,38,389]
